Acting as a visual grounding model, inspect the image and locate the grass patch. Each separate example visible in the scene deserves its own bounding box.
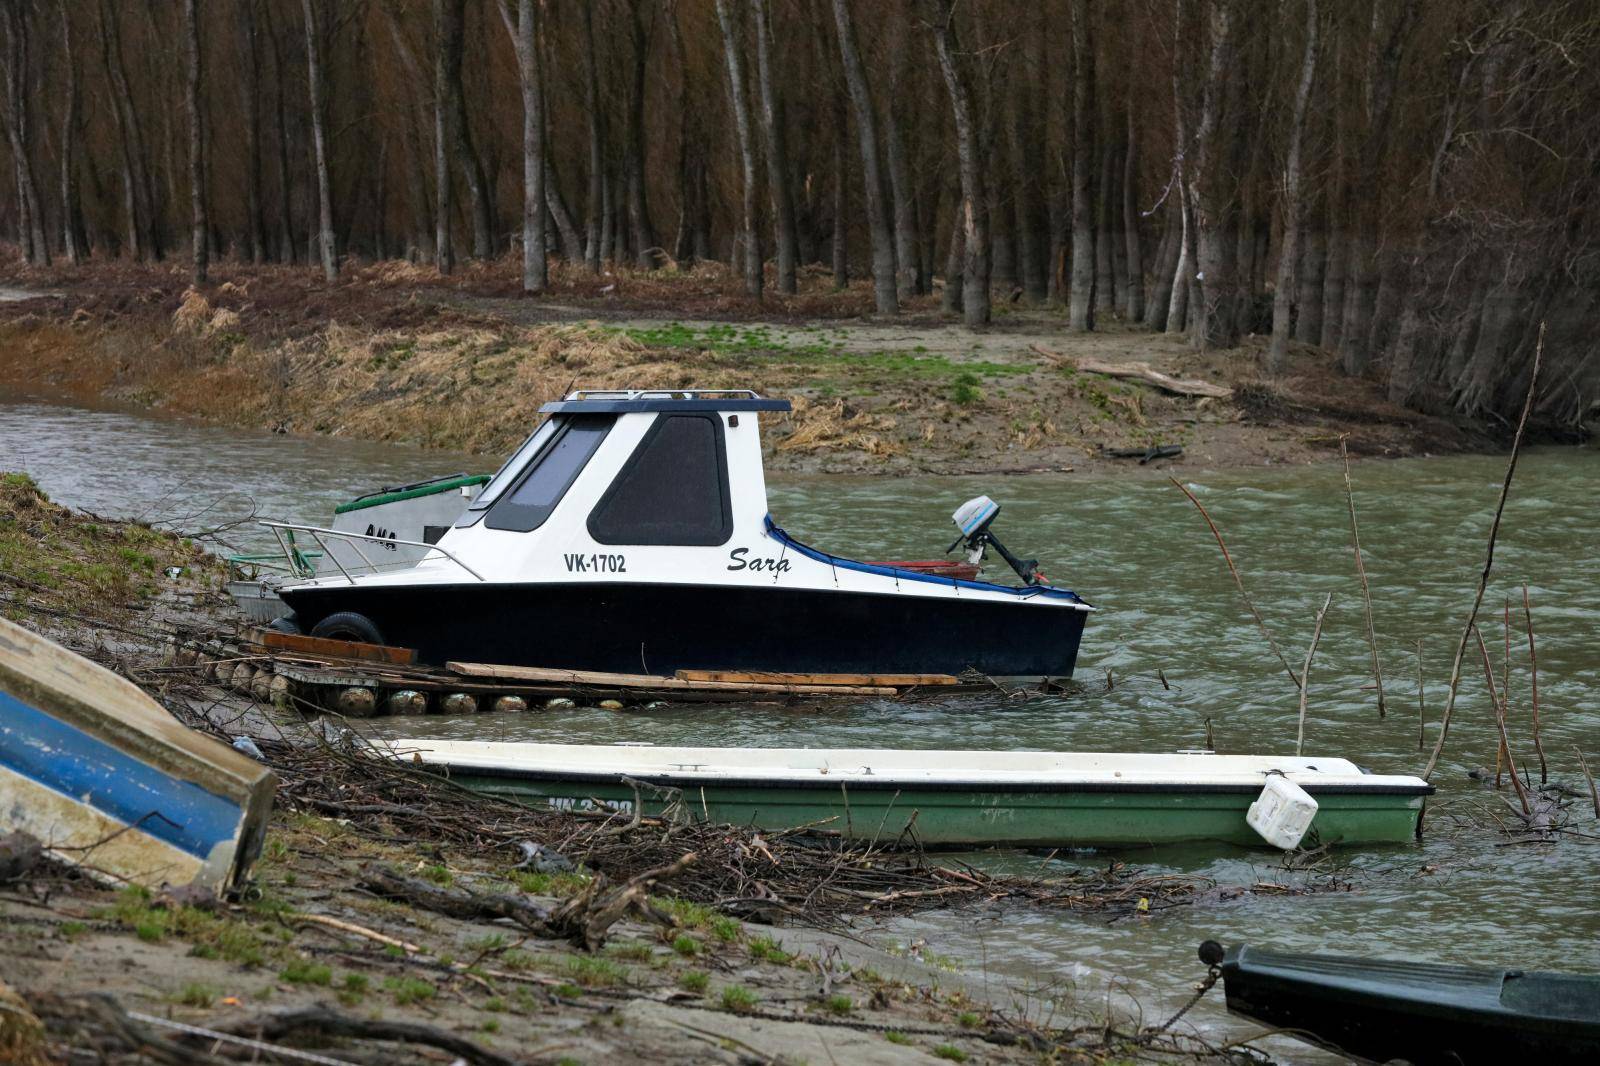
[679,970,709,994]
[934,1045,969,1062]
[748,936,791,965]
[383,976,436,1005]
[957,1011,981,1028]
[720,985,760,1012]
[175,983,215,1008]
[565,956,628,988]
[670,934,700,958]
[823,994,854,1015]
[279,958,333,986]
[884,1031,910,1045]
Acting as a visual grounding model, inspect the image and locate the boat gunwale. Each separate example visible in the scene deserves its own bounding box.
[394,760,1435,797]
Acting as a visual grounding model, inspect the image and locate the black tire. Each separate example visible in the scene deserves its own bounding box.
[268,614,302,635]
[310,611,386,647]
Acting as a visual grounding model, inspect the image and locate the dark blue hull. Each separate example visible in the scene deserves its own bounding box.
[277,581,1088,678]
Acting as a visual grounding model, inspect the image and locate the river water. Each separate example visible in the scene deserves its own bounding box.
[5,393,1597,1058]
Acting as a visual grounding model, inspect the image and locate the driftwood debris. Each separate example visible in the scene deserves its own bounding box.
[450,661,895,697]
[210,1006,520,1066]
[1032,343,1232,399]
[359,852,696,950]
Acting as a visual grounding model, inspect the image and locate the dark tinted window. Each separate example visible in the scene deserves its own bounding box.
[588,414,732,545]
[485,416,612,532]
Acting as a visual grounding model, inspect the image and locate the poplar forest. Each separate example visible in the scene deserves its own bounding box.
[3,0,1598,431]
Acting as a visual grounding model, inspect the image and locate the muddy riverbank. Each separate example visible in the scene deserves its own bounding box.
[0,261,1498,477]
[0,473,1258,1064]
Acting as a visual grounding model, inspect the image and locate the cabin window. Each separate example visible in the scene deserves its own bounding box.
[587,414,732,546]
[483,415,613,532]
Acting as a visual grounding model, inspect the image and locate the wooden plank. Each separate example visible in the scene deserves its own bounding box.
[447,662,893,697]
[252,628,417,666]
[675,669,958,688]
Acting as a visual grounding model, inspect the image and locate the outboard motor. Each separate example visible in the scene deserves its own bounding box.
[948,495,1048,586]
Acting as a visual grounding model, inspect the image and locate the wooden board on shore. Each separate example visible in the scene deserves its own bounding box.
[674,668,958,688]
[252,628,417,666]
[448,662,895,697]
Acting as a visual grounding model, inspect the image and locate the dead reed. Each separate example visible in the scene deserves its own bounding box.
[1422,324,1542,780]
[1340,437,1386,717]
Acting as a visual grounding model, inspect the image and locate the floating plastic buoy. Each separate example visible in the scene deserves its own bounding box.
[492,695,528,714]
[1247,773,1318,850]
[385,690,428,716]
[441,692,479,715]
[334,686,378,718]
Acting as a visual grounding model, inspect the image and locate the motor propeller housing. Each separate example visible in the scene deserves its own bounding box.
[948,495,1046,586]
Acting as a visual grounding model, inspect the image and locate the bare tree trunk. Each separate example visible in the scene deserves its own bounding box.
[302,0,336,279]
[1121,104,1144,321]
[380,8,432,262]
[927,0,987,326]
[57,0,82,264]
[1337,0,1419,374]
[433,0,492,265]
[1319,212,1346,350]
[1188,0,1243,350]
[1268,0,1320,371]
[1166,183,1194,334]
[1094,138,1116,316]
[580,1,603,271]
[831,0,898,314]
[236,0,266,263]
[830,72,849,289]
[1,4,47,263]
[750,0,797,294]
[1294,200,1325,343]
[598,168,614,265]
[545,158,585,263]
[940,175,963,312]
[624,0,660,268]
[1143,198,1179,328]
[263,2,296,262]
[497,0,545,292]
[714,0,762,297]
[184,0,207,283]
[1068,0,1095,329]
[886,23,922,301]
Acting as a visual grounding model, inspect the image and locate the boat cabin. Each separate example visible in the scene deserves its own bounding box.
[275,388,1091,678]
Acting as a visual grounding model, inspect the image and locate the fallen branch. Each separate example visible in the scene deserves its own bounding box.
[1170,477,1302,691]
[1524,585,1547,784]
[1032,343,1232,398]
[1340,438,1385,717]
[1577,748,1600,820]
[543,852,696,950]
[1423,324,1542,780]
[358,865,551,931]
[212,1005,518,1066]
[1296,594,1332,756]
[1474,625,1532,820]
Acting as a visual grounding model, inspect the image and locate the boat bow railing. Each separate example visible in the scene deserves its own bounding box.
[258,521,486,584]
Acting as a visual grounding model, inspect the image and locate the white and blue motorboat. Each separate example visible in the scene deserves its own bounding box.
[268,389,1093,679]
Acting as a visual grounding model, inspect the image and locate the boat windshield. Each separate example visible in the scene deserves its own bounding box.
[482,415,614,532]
[463,418,559,515]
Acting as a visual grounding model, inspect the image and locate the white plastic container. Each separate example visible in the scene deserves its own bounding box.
[1246,773,1319,850]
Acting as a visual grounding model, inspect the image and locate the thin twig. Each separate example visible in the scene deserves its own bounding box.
[1576,748,1600,820]
[1340,437,1385,717]
[1169,477,1301,691]
[1415,639,1426,751]
[1474,625,1531,819]
[1524,585,1547,784]
[1422,323,1543,780]
[1296,594,1332,756]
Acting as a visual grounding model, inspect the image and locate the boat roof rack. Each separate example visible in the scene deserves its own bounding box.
[541,388,791,414]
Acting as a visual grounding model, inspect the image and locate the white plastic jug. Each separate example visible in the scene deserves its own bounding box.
[1247,773,1318,850]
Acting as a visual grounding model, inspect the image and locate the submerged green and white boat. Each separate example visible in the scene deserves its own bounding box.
[383,740,1431,850]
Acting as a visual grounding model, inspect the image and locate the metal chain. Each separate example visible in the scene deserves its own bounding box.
[1143,964,1221,1040]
